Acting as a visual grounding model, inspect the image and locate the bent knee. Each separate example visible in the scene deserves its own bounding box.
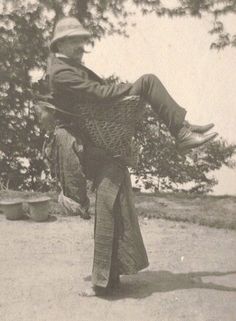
[141,73,159,83]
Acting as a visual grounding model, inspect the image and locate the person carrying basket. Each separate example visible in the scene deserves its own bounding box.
[36,16,218,296]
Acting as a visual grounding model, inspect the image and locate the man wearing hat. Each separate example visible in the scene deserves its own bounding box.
[49,17,217,148]
[45,16,218,296]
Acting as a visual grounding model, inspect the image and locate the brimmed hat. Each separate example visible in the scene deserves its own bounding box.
[50,17,91,52]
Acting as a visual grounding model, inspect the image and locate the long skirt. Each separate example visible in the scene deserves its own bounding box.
[92,161,149,288]
[44,126,149,288]
[43,126,90,216]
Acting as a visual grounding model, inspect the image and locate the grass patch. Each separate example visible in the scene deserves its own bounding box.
[135,192,236,230]
[1,190,236,230]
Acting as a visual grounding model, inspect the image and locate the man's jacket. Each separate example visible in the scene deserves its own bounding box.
[49,55,132,113]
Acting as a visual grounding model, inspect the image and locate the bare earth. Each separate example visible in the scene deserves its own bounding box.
[0,211,236,321]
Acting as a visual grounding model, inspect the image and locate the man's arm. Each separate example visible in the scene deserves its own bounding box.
[53,66,132,102]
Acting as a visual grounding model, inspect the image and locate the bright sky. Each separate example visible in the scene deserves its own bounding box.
[84,11,236,195]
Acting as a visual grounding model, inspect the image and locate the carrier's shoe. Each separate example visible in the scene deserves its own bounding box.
[183,121,215,134]
[176,127,218,150]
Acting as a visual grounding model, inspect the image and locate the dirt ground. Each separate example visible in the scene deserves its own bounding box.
[0,211,236,321]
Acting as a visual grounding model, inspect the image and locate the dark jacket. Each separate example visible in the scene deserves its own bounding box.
[48,55,132,113]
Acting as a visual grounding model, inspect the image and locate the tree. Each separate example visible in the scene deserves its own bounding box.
[133,0,236,50]
[0,0,235,191]
[133,107,236,193]
[0,4,50,190]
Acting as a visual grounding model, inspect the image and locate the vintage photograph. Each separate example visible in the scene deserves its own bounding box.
[0,1,236,320]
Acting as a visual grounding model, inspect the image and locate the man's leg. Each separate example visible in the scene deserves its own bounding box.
[130,74,186,136]
[129,74,217,148]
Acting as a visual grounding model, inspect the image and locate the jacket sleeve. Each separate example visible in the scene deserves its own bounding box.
[53,66,132,102]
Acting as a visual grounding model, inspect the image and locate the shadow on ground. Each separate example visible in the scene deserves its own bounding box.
[106,270,236,300]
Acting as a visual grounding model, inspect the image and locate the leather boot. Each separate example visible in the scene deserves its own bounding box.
[183,121,214,134]
[176,126,218,150]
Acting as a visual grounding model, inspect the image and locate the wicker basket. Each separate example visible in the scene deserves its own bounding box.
[73,95,144,166]
[39,95,144,166]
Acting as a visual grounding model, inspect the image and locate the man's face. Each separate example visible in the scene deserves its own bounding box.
[58,36,89,62]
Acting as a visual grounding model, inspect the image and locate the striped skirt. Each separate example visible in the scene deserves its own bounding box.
[92,161,149,288]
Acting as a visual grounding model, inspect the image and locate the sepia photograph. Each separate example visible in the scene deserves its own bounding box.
[0,1,236,320]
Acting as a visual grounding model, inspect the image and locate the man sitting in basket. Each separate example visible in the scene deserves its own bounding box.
[48,17,217,150]
[36,16,218,296]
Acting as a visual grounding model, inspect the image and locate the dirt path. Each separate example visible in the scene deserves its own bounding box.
[0,213,236,321]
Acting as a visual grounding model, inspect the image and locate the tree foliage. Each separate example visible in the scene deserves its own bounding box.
[0,0,235,192]
[133,107,236,193]
[133,0,236,50]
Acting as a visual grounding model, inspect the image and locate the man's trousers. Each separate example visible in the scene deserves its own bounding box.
[129,74,186,136]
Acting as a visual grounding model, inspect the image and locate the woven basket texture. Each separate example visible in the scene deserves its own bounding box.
[37,96,144,166]
[74,96,144,165]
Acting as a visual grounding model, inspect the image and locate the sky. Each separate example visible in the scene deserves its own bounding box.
[83,10,236,195]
